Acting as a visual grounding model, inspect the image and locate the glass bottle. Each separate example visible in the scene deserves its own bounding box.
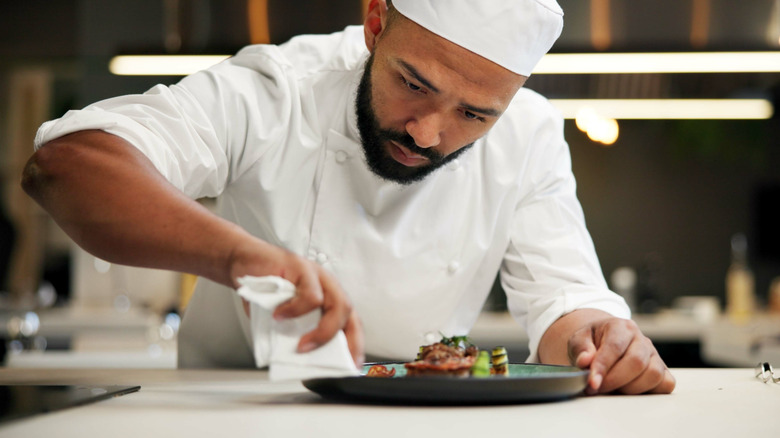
[725,233,755,323]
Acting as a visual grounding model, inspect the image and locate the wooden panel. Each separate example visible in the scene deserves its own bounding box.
[5,68,51,299]
[247,0,270,44]
[250,0,363,45]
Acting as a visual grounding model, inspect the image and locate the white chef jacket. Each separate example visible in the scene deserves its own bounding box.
[35,26,630,367]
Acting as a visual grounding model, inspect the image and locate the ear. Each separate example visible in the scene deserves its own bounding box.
[363,0,388,53]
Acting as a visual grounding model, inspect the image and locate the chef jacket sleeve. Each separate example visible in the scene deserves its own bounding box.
[34,46,296,199]
[498,96,630,363]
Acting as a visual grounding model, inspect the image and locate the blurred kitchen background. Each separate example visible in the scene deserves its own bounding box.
[1,0,779,369]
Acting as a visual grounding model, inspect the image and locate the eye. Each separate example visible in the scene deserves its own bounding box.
[462,110,486,123]
[400,75,423,93]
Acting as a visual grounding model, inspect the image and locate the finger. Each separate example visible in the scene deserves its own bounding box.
[297,268,352,353]
[598,336,653,393]
[648,368,676,394]
[588,320,635,392]
[273,268,324,320]
[343,311,365,368]
[567,326,600,395]
[612,354,669,395]
[297,309,348,354]
[568,326,597,369]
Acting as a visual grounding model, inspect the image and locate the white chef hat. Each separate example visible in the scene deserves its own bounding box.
[391,0,564,77]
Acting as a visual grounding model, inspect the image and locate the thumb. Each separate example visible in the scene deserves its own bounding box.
[568,326,601,394]
[568,326,597,369]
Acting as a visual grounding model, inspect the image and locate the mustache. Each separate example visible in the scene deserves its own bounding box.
[376,128,444,162]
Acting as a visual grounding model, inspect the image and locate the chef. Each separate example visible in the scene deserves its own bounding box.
[23,0,674,394]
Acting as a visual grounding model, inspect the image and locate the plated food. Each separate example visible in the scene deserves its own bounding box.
[302,336,590,403]
[367,335,510,378]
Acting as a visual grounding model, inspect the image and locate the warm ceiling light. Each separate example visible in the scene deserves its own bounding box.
[109,55,230,76]
[576,108,619,145]
[550,99,774,120]
[535,52,780,74]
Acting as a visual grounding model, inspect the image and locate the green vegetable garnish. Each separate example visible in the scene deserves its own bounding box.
[491,346,509,376]
[470,350,491,378]
[439,334,473,349]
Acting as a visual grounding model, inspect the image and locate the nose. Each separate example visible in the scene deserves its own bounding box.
[405,112,442,148]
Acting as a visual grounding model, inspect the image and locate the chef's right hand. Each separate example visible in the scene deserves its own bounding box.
[228,237,365,368]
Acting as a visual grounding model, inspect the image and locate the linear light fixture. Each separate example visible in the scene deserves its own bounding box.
[550,99,774,120]
[109,55,231,76]
[110,52,780,76]
[535,52,780,74]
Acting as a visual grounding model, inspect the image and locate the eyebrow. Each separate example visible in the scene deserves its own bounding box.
[398,60,440,93]
[397,59,502,118]
[461,103,501,118]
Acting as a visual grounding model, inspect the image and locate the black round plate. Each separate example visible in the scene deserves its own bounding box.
[302,363,588,405]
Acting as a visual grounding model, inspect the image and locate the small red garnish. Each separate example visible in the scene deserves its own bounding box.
[366,364,397,377]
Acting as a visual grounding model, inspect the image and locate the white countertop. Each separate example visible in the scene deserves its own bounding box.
[0,367,777,438]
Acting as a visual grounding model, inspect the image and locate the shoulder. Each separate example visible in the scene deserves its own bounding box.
[474,88,568,186]
[499,88,564,134]
[484,88,565,158]
[278,25,368,74]
[175,27,366,115]
[226,25,366,78]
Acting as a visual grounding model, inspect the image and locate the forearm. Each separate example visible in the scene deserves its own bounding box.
[21,130,250,286]
[537,308,613,365]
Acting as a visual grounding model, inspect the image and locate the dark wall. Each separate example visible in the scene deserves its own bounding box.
[569,119,780,308]
[78,0,171,106]
[0,0,78,59]
[76,0,362,106]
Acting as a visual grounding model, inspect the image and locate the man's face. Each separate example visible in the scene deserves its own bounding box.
[356,54,471,184]
[356,11,526,185]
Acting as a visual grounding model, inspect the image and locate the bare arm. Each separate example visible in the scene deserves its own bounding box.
[538,308,675,395]
[21,130,364,364]
[23,130,249,284]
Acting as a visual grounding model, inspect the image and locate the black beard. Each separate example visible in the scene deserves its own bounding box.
[355,54,473,185]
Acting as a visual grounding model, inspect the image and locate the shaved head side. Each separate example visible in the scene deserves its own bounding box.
[385,1,402,32]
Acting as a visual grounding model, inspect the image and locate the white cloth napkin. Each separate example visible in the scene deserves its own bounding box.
[236,275,359,381]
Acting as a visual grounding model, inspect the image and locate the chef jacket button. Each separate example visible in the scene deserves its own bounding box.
[316,252,328,264]
[307,249,317,261]
[424,332,438,344]
[446,159,460,171]
[447,261,460,274]
[335,150,349,163]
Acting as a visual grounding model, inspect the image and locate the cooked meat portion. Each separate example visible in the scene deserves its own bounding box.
[404,342,477,377]
[419,343,461,362]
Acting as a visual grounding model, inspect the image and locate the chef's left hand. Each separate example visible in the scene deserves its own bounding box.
[568,317,676,395]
